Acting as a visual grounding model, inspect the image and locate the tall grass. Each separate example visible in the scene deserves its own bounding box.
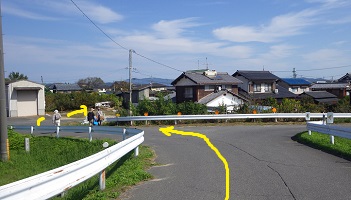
[0,129,155,200]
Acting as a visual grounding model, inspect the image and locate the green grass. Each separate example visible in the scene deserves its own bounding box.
[292,131,351,161]
[0,129,156,200]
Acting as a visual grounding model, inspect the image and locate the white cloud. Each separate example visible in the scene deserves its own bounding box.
[2,3,59,20]
[77,1,123,24]
[152,18,200,38]
[3,0,123,24]
[302,48,349,66]
[213,9,318,43]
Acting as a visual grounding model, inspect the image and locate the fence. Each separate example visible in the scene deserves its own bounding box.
[0,127,144,200]
[106,112,351,123]
[306,121,351,144]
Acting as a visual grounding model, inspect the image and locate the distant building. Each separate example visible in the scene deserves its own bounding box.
[172,69,246,112]
[310,83,349,99]
[47,83,82,93]
[299,91,339,105]
[6,80,45,117]
[232,70,296,102]
[278,78,311,94]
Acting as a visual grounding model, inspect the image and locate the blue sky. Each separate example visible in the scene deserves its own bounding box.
[3,0,351,83]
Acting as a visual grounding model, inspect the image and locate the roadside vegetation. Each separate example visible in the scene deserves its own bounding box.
[0,129,156,200]
[292,131,351,161]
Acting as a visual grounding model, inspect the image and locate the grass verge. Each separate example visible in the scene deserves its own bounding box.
[0,129,156,200]
[292,131,351,161]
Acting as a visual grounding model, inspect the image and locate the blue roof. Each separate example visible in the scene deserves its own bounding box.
[281,78,311,85]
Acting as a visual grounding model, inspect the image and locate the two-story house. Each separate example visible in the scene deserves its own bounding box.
[310,82,349,99]
[232,70,296,102]
[172,69,243,104]
[277,78,311,94]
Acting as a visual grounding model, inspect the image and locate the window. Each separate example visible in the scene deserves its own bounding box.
[253,84,261,92]
[184,87,193,98]
[205,85,215,91]
[263,83,272,92]
[291,87,298,93]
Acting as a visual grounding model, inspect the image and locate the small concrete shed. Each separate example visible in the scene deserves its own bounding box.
[6,80,45,117]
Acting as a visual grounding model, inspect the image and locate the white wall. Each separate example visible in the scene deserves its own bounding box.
[7,80,45,117]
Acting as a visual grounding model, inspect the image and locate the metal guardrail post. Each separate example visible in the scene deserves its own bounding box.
[30,126,34,135]
[56,127,60,138]
[134,146,139,157]
[123,128,126,141]
[25,138,30,152]
[99,170,106,190]
[89,127,92,142]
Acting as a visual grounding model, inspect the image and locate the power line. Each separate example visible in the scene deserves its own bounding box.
[133,51,184,73]
[70,0,128,51]
[69,0,184,74]
[273,64,351,73]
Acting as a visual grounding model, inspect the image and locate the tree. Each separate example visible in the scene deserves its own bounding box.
[8,71,28,81]
[77,77,104,90]
[111,81,130,92]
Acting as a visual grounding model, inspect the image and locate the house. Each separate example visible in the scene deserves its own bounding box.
[117,84,151,108]
[232,70,296,102]
[299,91,339,105]
[278,78,311,94]
[172,69,243,103]
[6,80,45,117]
[197,90,246,113]
[310,82,349,99]
[47,83,82,93]
[338,73,351,83]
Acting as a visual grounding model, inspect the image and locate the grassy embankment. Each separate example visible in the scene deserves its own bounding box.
[0,129,156,200]
[292,130,351,161]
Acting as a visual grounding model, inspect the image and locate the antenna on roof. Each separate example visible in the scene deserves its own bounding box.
[206,57,208,70]
[293,68,297,78]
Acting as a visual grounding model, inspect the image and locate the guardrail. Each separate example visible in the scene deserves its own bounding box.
[0,128,144,200]
[106,113,351,123]
[8,125,141,141]
[306,121,351,144]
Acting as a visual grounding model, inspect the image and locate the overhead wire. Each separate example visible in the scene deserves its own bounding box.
[70,0,184,74]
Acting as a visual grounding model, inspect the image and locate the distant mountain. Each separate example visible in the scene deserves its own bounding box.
[128,78,174,86]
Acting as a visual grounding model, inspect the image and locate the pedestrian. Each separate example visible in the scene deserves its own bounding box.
[96,107,104,126]
[52,110,61,127]
[87,107,95,126]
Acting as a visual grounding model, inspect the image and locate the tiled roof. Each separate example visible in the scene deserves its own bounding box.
[310,83,349,89]
[172,71,242,85]
[233,70,279,81]
[49,83,82,91]
[302,91,337,99]
[281,78,311,86]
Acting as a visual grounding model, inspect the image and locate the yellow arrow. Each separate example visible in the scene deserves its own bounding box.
[37,117,45,126]
[159,126,230,200]
[67,105,88,117]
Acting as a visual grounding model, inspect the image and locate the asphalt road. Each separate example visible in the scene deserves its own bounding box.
[119,125,351,200]
[6,117,351,200]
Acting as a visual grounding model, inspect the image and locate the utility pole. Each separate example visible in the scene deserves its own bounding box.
[129,49,133,117]
[0,1,9,162]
